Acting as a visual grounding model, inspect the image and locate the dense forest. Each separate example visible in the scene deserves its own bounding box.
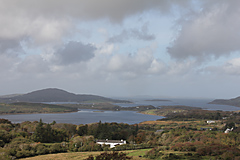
[0,108,240,159]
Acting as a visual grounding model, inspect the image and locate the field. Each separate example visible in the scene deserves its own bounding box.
[18,149,214,160]
[19,149,151,160]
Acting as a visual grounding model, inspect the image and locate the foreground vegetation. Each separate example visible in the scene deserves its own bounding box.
[0,106,240,159]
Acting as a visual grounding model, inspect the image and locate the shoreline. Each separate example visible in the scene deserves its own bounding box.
[0,110,78,116]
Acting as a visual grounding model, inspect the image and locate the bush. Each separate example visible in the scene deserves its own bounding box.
[35,144,49,155]
[85,151,132,160]
[144,148,163,159]
[171,142,197,152]
[221,152,235,160]
[196,144,240,157]
[49,143,66,153]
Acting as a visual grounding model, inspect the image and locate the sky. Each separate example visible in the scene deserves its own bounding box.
[0,0,240,99]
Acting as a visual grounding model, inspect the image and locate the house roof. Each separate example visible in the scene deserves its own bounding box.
[96,139,125,143]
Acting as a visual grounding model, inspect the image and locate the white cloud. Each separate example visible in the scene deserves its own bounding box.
[95,43,115,55]
[17,54,50,74]
[167,60,197,75]
[148,59,166,74]
[0,0,240,98]
[223,58,240,75]
[28,17,72,45]
[168,1,240,60]
[0,54,19,72]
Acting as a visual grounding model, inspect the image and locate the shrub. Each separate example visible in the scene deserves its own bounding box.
[35,144,49,155]
[144,148,163,159]
[85,151,132,160]
[49,143,66,153]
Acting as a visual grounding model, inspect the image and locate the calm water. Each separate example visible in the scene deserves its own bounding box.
[115,98,240,111]
[0,98,239,125]
[0,109,163,125]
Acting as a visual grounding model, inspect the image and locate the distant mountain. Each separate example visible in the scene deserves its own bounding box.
[209,96,240,107]
[0,88,130,103]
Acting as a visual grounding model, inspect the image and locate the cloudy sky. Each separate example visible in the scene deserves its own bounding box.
[0,0,240,99]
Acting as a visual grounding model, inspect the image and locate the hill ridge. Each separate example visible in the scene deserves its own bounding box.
[0,88,130,103]
[209,96,240,107]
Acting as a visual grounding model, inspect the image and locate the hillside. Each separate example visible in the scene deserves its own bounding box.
[209,96,240,107]
[0,88,130,103]
[0,102,78,114]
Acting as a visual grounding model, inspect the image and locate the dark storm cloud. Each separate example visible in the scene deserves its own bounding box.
[107,24,155,43]
[3,0,191,22]
[0,38,23,54]
[55,41,96,65]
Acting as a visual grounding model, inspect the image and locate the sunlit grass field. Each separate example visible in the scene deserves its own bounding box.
[19,149,151,160]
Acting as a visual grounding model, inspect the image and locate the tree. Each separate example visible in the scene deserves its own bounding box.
[32,119,55,143]
[33,119,45,142]
[77,124,88,136]
[44,124,53,142]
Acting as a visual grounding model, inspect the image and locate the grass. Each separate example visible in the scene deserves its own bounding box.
[127,149,151,160]
[19,151,102,160]
[19,149,151,160]
[16,147,221,160]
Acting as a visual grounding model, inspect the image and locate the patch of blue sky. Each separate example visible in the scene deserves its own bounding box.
[19,40,42,59]
[67,9,203,66]
[121,11,175,61]
[211,51,240,65]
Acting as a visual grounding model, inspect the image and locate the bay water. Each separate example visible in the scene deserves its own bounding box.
[0,98,239,125]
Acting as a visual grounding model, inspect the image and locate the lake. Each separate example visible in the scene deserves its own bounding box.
[0,109,163,125]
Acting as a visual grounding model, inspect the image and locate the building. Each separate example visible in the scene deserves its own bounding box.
[96,139,126,148]
[207,120,215,124]
[224,128,234,133]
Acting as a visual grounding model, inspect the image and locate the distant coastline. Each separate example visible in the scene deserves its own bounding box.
[145,99,171,102]
[209,96,240,107]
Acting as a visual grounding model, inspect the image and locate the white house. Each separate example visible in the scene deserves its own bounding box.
[224,128,234,133]
[207,120,216,124]
[96,139,126,148]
